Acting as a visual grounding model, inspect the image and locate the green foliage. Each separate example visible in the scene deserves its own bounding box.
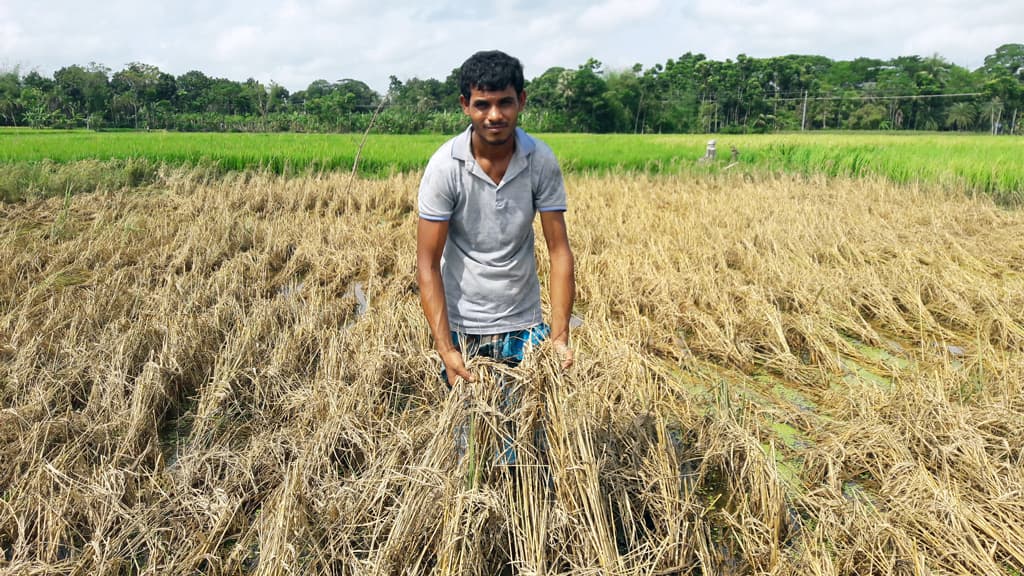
[388,73,458,112]
[982,44,1024,80]
[946,102,977,131]
[2,46,1020,135]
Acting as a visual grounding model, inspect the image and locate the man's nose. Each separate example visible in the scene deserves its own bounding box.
[487,105,503,122]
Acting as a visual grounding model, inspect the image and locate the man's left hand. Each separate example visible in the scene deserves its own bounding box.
[553,339,574,370]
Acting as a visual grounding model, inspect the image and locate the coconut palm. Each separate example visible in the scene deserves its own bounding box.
[945,102,977,131]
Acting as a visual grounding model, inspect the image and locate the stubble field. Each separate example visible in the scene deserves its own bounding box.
[2,166,1024,575]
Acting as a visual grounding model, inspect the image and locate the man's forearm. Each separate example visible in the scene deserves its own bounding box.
[417,262,476,381]
[417,268,454,353]
[548,249,575,344]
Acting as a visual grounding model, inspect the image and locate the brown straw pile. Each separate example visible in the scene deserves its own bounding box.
[1,168,1022,574]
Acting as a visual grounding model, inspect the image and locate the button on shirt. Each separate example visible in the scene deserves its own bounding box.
[418,126,568,334]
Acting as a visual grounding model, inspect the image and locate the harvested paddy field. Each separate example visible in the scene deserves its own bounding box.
[2,170,1023,574]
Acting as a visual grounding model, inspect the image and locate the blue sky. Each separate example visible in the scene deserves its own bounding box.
[1,0,1021,92]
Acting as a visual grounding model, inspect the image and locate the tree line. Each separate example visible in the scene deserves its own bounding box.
[1,44,1021,134]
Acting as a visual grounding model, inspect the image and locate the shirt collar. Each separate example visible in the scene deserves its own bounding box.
[451,125,535,164]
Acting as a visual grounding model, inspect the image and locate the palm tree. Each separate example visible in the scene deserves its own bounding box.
[945,102,976,131]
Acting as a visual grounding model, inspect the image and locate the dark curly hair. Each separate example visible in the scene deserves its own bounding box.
[458,51,525,99]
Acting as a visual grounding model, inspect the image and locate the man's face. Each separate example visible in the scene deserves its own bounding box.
[460,84,526,148]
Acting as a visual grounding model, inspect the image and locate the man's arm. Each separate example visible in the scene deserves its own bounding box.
[416,218,475,383]
[540,210,575,369]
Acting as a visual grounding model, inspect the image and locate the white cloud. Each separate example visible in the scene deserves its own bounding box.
[525,13,566,38]
[214,25,263,61]
[0,0,19,54]
[580,0,662,31]
[0,21,19,55]
[276,0,302,20]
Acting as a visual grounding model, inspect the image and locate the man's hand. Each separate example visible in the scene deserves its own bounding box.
[553,339,574,370]
[441,348,476,383]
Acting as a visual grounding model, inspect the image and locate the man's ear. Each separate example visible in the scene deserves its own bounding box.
[460,94,470,114]
[519,90,527,109]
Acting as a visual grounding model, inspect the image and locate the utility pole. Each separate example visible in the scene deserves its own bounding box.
[801,91,808,131]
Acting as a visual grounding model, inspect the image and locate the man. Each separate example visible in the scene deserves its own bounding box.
[416,50,575,386]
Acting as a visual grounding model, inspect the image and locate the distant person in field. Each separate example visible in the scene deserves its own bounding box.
[416,50,575,387]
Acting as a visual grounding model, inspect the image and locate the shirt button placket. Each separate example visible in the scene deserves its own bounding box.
[496,182,507,209]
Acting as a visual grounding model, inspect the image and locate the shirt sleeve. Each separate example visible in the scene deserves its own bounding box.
[533,144,568,213]
[418,154,456,221]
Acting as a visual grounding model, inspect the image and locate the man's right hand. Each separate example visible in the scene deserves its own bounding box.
[441,348,476,383]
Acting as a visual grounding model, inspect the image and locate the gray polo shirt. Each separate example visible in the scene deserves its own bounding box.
[418,126,567,335]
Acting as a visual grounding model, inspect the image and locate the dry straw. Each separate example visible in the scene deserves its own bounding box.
[1,167,1022,574]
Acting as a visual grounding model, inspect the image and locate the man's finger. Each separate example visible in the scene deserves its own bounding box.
[552,341,574,370]
[561,349,575,370]
[452,365,476,383]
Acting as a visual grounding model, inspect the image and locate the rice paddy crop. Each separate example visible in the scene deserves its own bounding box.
[2,129,1023,204]
[2,166,1022,574]
[0,130,445,174]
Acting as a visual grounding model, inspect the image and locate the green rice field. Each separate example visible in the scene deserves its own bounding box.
[1,128,1022,204]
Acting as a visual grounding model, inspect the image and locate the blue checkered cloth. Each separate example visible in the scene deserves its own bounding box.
[450,323,550,367]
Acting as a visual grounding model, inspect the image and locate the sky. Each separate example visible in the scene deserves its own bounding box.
[1,0,1022,93]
